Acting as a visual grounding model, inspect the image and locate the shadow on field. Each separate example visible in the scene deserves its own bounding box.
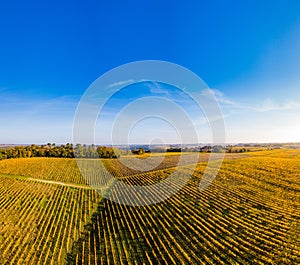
[65,198,106,264]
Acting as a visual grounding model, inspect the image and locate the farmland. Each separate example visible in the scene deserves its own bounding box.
[0,149,299,264]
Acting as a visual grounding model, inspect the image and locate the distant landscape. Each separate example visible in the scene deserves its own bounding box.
[0,146,299,264]
[1,142,300,161]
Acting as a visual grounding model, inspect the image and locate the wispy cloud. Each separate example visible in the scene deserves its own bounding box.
[202,88,235,105]
[251,98,300,112]
[30,95,79,113]
[147,81,170,96]
[0,92,79,115]
[108,80,134,88]
[0,91,81,142]
[207,88,300,113]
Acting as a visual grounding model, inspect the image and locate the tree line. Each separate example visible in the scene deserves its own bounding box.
[0,143,121,160]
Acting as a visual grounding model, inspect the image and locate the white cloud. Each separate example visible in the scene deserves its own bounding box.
[147,82,170,95]
[208,88,300,113]
[207,89,235,105]
[252,98,300,112]
[107,79,134,88]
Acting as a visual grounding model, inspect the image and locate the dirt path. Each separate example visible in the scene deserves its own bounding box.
[0,173,92,189]
[25,177,92,189]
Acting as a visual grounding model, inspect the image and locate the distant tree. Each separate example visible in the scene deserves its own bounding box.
[212,145,224,153]
[75,144,84,158]
[0,152,7,160]
[0,143,120,160]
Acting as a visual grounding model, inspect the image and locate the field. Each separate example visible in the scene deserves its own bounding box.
[0,150,299,264]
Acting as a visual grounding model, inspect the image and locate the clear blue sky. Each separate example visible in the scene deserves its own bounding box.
[1,0,300,144]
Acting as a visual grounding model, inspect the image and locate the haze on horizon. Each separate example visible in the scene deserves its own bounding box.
[1,1,300,144]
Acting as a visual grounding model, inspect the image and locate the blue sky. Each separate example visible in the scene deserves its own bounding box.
[1,1,300,144]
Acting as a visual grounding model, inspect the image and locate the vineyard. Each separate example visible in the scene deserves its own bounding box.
[0,149,299,264]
